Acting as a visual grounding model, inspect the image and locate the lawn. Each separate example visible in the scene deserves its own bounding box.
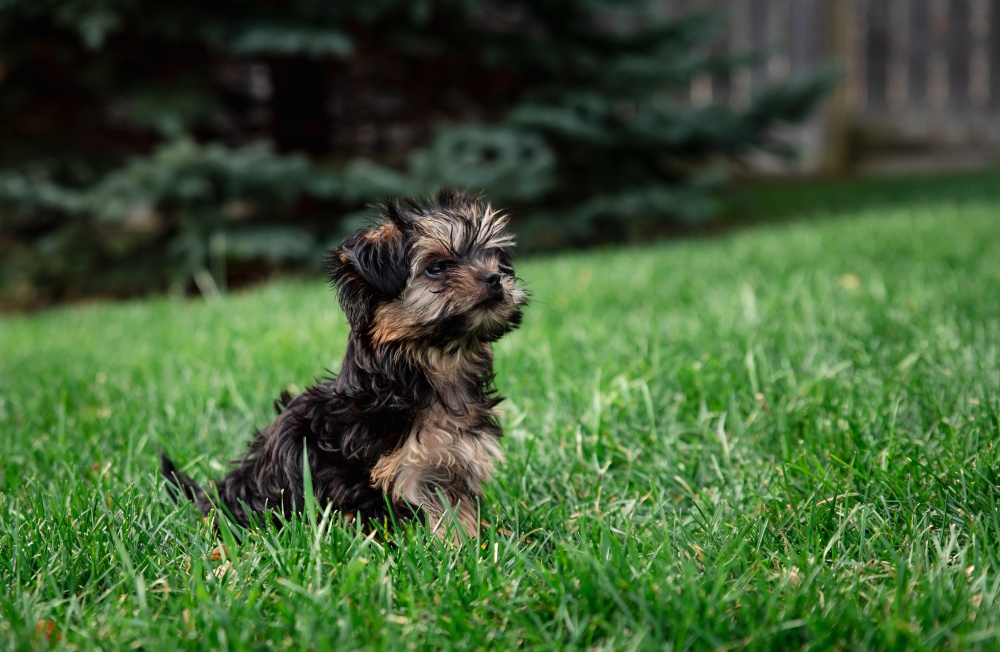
[2,174,999,650]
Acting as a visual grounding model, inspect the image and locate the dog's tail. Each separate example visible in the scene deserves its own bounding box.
[161,454,211,513]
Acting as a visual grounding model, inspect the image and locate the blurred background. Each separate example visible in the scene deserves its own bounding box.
[1,0,997,310]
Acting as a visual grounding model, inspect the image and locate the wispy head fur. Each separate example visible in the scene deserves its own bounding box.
[165,190,527,542]
[327,190,527,351]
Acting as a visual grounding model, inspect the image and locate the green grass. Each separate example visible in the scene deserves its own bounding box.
[2,177,1000,650]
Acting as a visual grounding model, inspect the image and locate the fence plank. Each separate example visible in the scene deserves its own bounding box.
[907,0,932,107]
[865,0,890,111]
[821,0,852,174]
[990,1,1000,109]
[947,0,972,110]
[788,0,823,79]
[707,0,732,103]
[661,0,1000,166]
[748,0,771,91]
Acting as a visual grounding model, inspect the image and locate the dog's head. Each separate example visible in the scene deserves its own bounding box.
[328,191,526,348]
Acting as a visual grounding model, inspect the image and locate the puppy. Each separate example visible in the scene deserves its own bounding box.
[163,191,526,539]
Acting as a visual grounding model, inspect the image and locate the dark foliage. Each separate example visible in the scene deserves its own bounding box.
[0,0,831,307]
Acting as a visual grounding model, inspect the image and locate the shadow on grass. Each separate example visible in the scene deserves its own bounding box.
[725,166,1000,224]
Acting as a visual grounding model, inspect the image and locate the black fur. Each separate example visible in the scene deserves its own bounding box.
[325,226,412,328]
[163,191,525,535]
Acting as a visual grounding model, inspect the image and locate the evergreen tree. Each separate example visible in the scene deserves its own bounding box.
[0,0,830,306]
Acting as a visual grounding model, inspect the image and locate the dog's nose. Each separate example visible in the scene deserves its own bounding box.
[480,271,502,289]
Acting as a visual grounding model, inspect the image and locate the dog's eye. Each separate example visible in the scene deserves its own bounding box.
[497,252,515,276]
[425,262,449,278]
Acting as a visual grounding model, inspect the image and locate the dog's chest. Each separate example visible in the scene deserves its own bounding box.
[368,400,502,506]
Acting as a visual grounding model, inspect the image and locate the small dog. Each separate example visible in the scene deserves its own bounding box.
[163,191,526,539]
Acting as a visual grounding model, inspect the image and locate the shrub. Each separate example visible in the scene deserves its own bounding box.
[0,0,830,306]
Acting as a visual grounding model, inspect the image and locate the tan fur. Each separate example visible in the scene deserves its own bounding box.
[365,197,524,540]
[367,222,402,244]
[370,403,503,540]
[369,211,525,346]
[409,206,514,267]
[370,278,446,345]
[369,343,504,540]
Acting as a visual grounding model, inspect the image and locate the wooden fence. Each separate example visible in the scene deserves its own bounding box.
[661,0,1000,173]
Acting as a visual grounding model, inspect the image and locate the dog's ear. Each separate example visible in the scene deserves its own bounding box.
[326,222,411,328]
